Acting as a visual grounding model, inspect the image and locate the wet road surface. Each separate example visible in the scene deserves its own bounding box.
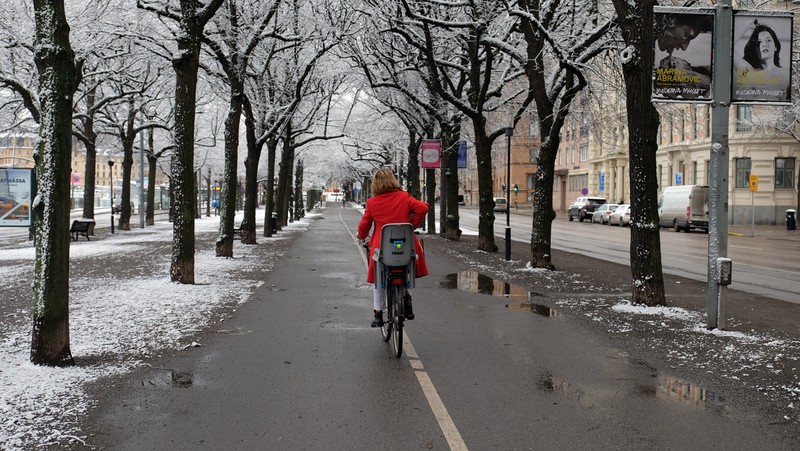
[84,207,791,449]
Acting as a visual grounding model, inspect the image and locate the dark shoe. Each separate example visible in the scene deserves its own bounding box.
[404,294,414,320]
[371,311,384,327]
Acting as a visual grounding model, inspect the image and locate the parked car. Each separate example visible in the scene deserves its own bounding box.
[568,196,606,222]
[493,197,508,213]
[591,203,619,224]
[457,194,466,206]
[608,204,631,226]
[658,185,709,233]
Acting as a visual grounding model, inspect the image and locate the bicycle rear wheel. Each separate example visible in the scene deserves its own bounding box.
[381,289,391,342]
[390,284,404,357]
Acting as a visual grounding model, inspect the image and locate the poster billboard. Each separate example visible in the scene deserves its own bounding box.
[457,141,467,169]
[420,139,441,169]
[0,168,33,227]
[731,11,793,103]
[653,7,715,102]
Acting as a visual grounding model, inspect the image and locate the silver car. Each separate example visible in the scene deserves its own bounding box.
[608,204,631,226]
[591,203,619,224]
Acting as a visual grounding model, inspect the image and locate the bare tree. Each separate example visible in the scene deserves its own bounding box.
[609,0,665,306]
[138,0,225,284]
[201,0,281,253]
[30,0,81,366]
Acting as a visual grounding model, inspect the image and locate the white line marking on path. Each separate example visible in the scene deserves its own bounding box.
[340,211,468,451]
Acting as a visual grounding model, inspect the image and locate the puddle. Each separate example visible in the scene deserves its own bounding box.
[441,270,545,300]
[137,368,194,388]
[216,327,252,335]
[537,370,725,413]
[636,376,725,412]
[506,303,559,317]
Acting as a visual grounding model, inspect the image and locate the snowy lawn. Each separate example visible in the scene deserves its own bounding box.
[0,213,317,450]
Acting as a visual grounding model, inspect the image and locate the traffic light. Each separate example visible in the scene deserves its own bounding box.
[513,184,518,193]
[502,183,506,193]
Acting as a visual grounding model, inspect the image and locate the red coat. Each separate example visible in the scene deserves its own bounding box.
[357,189,429,283]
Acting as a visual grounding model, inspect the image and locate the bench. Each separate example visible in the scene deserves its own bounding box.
[70,219,95,241]
[233,225,243,238]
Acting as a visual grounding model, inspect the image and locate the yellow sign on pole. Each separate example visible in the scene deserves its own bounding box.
[749,175,758,192]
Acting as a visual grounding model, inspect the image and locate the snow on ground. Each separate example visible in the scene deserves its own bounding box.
[0,212,319,450]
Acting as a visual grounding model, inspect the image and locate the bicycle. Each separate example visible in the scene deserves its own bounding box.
[370,223,416,358]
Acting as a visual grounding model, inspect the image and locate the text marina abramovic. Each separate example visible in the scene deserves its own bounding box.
[656,67,702,83]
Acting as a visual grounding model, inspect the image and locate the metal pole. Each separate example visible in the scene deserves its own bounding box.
[707,0,732,330]
[504,127,512,261]
[751,190,755,237]
[139,119,145,228]
[108,160,115,234]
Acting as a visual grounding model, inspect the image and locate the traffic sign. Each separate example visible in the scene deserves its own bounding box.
[749,175,758,192]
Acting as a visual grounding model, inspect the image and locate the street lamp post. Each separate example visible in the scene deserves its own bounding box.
[504,126,512,261]
[108,160,115,234]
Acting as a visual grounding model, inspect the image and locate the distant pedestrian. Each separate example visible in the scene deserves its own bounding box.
[342,197,346,208]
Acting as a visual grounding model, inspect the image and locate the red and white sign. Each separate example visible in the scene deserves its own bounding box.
[420,140,441,168]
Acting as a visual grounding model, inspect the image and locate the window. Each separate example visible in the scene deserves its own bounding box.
[658,165,663,188]
[691,106,698,140]
[527,173,537,190]
[736,106,752,132]
[735,158,751,188]
[668,117,674,143]
[529,121,539,137]
[692,161,698,185]
[529,147,539,162]
[569,174,588,192]
[775,158,795,188]
[580,116,589,137]
[678,112,685,141]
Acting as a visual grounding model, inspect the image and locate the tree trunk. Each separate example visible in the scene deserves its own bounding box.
[474,121,498,252]
[218,84,246,254]
[30,0,77,366]
[117,97,136,231]
[444,123,461,240]
[406,127,421,200]
[146,152,157,226]
[240,109,260,244]
[170,9,202,283]
[612,0,666,306]
[294,160,304,220]
[275,131,295,228]
[530,142,558,270]
[80,85,97,221]
[425,168,436,233]
[263,137,278,237]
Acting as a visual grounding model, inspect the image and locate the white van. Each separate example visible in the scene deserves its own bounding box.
[658,185,709,232]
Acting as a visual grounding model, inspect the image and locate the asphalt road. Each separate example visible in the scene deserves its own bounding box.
[457,208,800,304]
[83,207,791,450]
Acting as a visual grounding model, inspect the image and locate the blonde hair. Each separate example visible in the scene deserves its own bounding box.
[371,168,400,195]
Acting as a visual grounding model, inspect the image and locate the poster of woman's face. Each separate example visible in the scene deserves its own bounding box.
[732,13,793,103]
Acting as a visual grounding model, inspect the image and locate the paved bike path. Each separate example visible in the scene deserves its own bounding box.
[87,208,448,450]
[87,207,790,450]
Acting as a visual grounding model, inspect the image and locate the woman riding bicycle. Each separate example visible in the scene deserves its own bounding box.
[357,168,429,327]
